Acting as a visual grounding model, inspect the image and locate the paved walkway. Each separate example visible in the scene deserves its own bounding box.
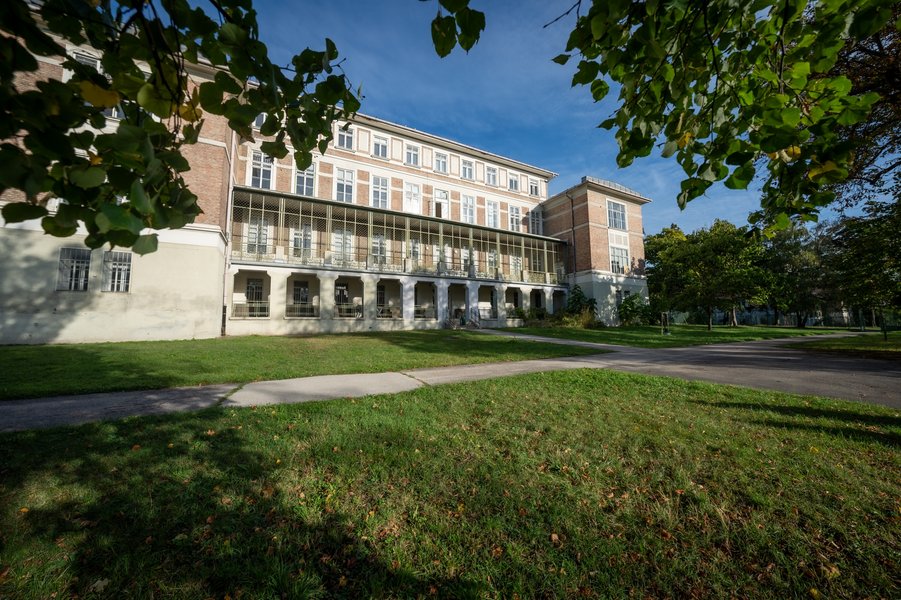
[2,332,898,432]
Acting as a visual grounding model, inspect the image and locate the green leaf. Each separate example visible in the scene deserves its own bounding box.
[455,7,485,51]
[572,60,600,86]
[724,164,755,189]
[590,79,610,101]
[129,179,152,215]
[431,14,457,58]
[137,83,175,119]
[2,202,47,223]
[551,53,570,66]
[41,214,78,237]
[132,233,159,255]
[70,167,106,189]
[96,204,145,235]
[219,23,247,47]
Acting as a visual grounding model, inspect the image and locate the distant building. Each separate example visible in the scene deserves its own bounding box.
[0,42,649,344]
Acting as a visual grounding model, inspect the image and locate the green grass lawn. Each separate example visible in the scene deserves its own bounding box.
[0,331,600,401]
[506,324,852,348]
[1,369,898,598]
[789,331,900,359]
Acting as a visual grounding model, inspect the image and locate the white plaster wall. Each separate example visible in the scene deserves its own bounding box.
[0,226,225,344]
[571,270,649,325]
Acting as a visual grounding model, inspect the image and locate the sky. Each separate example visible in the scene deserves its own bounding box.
[252,0,769,236]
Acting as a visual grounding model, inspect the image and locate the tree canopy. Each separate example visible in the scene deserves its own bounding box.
[0,0,483,252]
[554,0,899,227]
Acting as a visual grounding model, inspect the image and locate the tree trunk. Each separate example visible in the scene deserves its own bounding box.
[796,311,807,328]
[706,306,713,331]
[730,305,738,327]
[880,307,888,341]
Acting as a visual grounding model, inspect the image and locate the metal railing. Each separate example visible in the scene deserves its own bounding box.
[414,305,436,319]
[335,302,363,318]
[232,301,270,318]
[377,305,402,319]
[286,301,319,318]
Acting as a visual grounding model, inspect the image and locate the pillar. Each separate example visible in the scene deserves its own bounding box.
[362,274,378,321]
[267,269,290,322]
[318,273,337,320]
[436,280,450,325]
[496,284,507,321]
[401,278,416,323]
[467,281,479,321]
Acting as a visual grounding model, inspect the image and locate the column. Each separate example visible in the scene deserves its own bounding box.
[318,273,337,320]
[362,274,379,322]
[436,280,450,324]
[496,284,507,321]
[401,278,416,324]
[543,288,554,316]
[267,269,290,322]
[467,281,479,321]
[520,286,533,313]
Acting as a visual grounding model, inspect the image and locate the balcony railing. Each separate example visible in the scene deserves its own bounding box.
[286,301,319,318]
[335,302,363,318]
[232,301,270,318]
[414,305,436,319]
[377,305,402,319]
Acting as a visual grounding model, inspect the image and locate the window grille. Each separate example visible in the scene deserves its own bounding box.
[102,251,131,292]
[57,248,91,291]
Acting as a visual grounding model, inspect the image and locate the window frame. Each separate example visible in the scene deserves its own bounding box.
[461,195,475,224]
[461,159,474,180]
[607,200,628,230]
[487,200,499,228]
[250,150,274,189]
[485,166,498,186]
[403,182,421,214]
[529,178,540,196]
[610,246,629,275]
[102,250,132,293]
[335,168,354,203]
[508,172,520,192]
[372,135,389,159]
[434,152,448,174]
[336,125,354,151]
[57,247,92,292]
[508,205,521,232]
[404,144,420,167]
[294,162,315,197]
[370,175,389,209]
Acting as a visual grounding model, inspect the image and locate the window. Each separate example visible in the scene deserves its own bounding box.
[608,200,627,230]
[57,248,91,291]
[610,246,629,274]
[461,246,472,269]
[529,179,539,196]
[410,238,421,260]
[246,216,270,253]
[371,175,389,209]
[336,126,354,150]
[332,228,353,260]
[404,182,421,213]
[250,150,273,189]
[508,172,519,191]
[102,251,131,292]
[246,279,263,302]
[371,234,387,264]
[292,224,312,257]
[253,113,266,129]
[336,168,354,203]
[71,53,120,119]
[373,136,388,159]
[509,206,521,232]
[487,248,498,270]
[295,163,315,196]
[434,189,449,218]
[487,201,499,228]
[511,253,522,273]
[405,144,420,167]
[461,195,475,224]
[377,284,386,307]
[434,153,448,173]
[485,166,497,186]
[529,208,543,235]
[461,159,474,180]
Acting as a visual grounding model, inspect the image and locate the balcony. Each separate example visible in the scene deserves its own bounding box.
[286,301,319,318]
[231,187,567,286]
[232,301,270,318]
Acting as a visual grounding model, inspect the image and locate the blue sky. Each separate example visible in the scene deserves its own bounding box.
[254,0,765,236]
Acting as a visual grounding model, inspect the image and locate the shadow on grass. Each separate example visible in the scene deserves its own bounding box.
[686,399,901,448]
[0,410,483,598]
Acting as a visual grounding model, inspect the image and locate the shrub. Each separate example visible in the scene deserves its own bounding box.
[618,294,653,326]
[565,285,597,315]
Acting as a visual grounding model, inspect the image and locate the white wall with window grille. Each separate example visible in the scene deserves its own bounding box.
[102,251,132,292]
[57,248,91,291]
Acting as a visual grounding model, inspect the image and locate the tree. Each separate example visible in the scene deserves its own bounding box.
[552,0,899,226]
[821,200,901,339]
[648,220,766,330]
[761,223,828,327]
[0,0,484,252]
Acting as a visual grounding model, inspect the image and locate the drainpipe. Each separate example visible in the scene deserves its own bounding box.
[221,128,239,336]
[566,191,577,279]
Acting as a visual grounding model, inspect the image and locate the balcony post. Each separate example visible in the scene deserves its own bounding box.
[544,288,554,315]
[267,269,290,321]
[362,273,378,321]
[466,281,479,321]
[496,284,507,321]
[436,280,450,325]
[401,277,416,323]
[318,273,337,320]
[520,285,533,313]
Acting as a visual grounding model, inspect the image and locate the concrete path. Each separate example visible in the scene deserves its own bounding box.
[2,332,898,432]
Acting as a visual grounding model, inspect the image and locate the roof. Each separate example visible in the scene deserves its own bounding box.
[545,175,652,206]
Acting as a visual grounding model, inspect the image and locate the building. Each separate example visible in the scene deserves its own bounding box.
[0,43,649,345]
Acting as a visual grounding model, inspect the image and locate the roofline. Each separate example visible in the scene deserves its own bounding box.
[546,176,652,206]
[350,113,558,182]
